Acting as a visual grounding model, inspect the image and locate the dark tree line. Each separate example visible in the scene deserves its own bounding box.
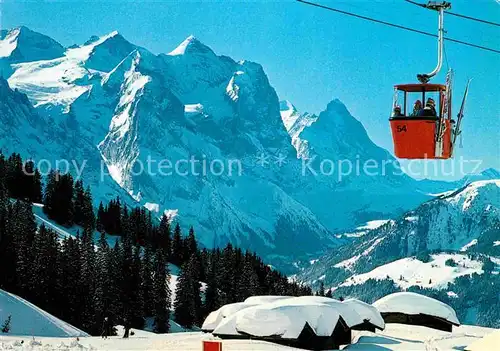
[0,152,42,203]
[0,151,312,335]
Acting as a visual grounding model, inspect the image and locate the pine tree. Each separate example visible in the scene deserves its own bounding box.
[185,227,197,259]
[13,201,37,298]
[316,281,325,297]
[5,153,23,199]
[1,315,11,333]
[171,223,183,266]
[0,202,17,292]
[325,289,333,298]
[158,216,171,259]
[142,243,155,317]
[59,236,82,328]
[96,202,105,233]
[73,180,85,226]
[239,258,260,300]
[80,226,97,333]
[218,244,236,305]
[94,232,113,332]
[174,257,201,328]
[152,248,171,333]
[43,172,75,226]
[22,160,42,202]
[203,253,221,316]
[129,245,145,328]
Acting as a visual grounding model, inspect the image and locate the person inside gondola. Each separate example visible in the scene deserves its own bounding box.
[411,100,422,116]
[392,105,404,117]
[419,98,437,117]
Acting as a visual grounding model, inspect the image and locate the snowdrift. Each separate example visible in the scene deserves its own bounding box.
[0,289,89,337]
[373,292,460,332]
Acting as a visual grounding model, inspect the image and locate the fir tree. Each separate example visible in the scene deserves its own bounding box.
[203,253,221,315]
[171,223,183,266]
[316,281,325,297]
[80,226,97,333]
[1,315,11,333]
[141,243,155,317]
[158,216,171,259]
[174,257,202,328]
[152,248,171,333]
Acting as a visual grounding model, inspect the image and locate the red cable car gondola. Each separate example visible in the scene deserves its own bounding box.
[389,1,471,160]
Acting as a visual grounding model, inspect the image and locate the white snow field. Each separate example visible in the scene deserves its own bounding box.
[373,292,460,325]
[0,289,88,337]
[0,325,496,350]
[338,253,484,290]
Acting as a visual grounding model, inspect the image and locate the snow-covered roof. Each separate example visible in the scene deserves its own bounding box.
[342,298,385,330]
[201,302,257,331]
[235,301,343,339]
[211,296,381,340]
[372,292,460,325]
[244,295,292,304]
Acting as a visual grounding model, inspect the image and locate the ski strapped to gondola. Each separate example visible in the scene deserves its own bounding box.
[450,78,472,157]
[435,69,453,158]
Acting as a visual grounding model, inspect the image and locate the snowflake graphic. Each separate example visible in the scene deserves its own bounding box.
[255,153,270,167]
[274,153,287,167]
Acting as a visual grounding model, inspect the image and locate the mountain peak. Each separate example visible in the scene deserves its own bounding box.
[84,30,121,46]
[167,35,214,56]
[325,98,349,114]
[0,26,65,62]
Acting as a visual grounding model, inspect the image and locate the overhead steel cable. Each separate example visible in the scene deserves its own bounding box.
[404,0,500,27]
[296,0,500,54]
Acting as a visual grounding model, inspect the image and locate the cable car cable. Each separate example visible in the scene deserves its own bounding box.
[404,0,500,27]
[296,0,500,54]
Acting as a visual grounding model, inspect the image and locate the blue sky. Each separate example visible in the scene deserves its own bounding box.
[1,0,499,179]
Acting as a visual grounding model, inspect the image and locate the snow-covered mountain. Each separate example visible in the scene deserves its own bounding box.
[0,26,457,264]
[297,180,500,327]
[280,98,429,231]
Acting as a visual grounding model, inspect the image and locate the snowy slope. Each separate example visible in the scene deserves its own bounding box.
[298,180,500,327]
[301,180,500,283]
[338,254,484,290]
[0,289,88,337]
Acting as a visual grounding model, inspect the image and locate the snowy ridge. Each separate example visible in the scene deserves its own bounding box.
[98,52,150,191]
[0,26,64,63]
